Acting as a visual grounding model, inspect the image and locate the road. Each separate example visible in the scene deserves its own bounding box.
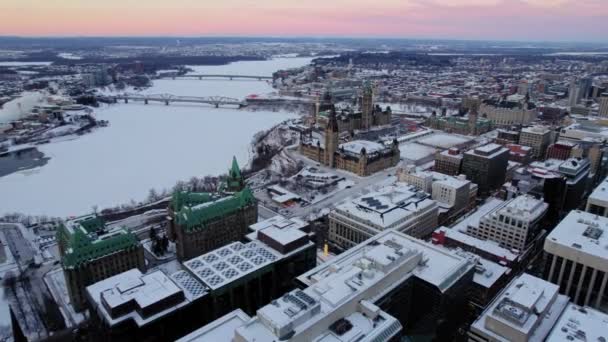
[0,223,36,269]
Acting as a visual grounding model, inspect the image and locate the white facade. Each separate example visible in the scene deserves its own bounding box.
[329,183,438,249]
[544,211,608,312]
[586,176,608,217]
[468,195,548,251]
[468,273,570,342]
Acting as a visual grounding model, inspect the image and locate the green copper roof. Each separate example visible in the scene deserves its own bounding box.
[58,216,139,269]
[174,188,256,232]
[230,156,242,179]
[171,191,213,210]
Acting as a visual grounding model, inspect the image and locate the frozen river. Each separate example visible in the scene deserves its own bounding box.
[0,57,313,217]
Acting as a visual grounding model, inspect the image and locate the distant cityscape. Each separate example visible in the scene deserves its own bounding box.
[1,36,608,342]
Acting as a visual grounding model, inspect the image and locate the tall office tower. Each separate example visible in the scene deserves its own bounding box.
[57,215,145,311]
[462,143,509,195]
[543,211,608,313]
[518,126,553,159]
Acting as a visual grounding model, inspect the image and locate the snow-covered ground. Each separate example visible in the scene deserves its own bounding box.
[0,57,312,217]
[0,91,46,123]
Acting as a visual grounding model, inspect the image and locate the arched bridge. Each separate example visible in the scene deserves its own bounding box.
[163,74,273,81]
[106,93,245,108]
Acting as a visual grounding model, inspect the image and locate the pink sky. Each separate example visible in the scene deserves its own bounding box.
[1,0,607,41]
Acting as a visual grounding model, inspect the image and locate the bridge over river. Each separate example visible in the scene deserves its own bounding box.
[161,74,273,81]
[101,93,245,108]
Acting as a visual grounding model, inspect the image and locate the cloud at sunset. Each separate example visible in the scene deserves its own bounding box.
[0,0,606,41]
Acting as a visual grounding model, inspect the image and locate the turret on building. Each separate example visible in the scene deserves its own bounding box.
[225,156,245,193]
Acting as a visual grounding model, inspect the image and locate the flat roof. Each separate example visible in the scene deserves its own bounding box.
[176,309,251,342]
[86,269,192,327]
[546,304,608,342]
[485,195,548,223]
[470,273,569,342]
[183,241,283,290]
[234,231,466,341]
[466,143,508,159]
[544,211,608,271]
[451,248,510,289]
[416,133,472,149]
[588,176,608,204]
[332,183,436,229]
[451,197,505,232]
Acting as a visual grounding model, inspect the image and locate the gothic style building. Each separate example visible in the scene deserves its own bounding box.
[300,108,400,176]
[316,82,392,133]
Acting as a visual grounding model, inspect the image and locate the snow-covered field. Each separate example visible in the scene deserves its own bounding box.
[0,57,312,217]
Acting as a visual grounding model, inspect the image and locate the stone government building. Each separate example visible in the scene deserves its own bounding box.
[315,82,392,132]
[57,215,146,312]
[300,108,400,176]
[169,188,258,261]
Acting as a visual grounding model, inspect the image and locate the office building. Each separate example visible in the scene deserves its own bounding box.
[506,144,532,164]
[545,303,608,342]
[519,126,553,159]
[85,217,316,341]
[435,148,463,176]
[57,215,145,312]
[586,176,608,216]
[545,141,575,160]
[479,99,537,127]
[328,183,438,250]
[558,157,591,211]
[543,211,608,312]
[462,144,509,195]
[468,273,570,342]
[169,188,258,261]
[467,195,548,251]
[495,129,520,146]
[599,97,608,118]
[180,230,476,341]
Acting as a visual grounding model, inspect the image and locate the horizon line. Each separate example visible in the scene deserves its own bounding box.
[0,34,607,45]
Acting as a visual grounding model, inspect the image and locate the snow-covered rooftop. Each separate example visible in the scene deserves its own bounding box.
[417,133,473,149]
[339,140,386,155]
[183,241,282,290]
[247,215,311,250]
[234,230,470,341]
[466,143,508,159]
[451,197,505,232]
[544,211,608,272]
[332,183,435,229]
[86,269,193,327]
[470,273,570,342]
[485,195,548,223]
[176,309,251,342]
[399,142,437,163]
[587,176,608,205]
[451,248,511,289]
[435,226,519,262]
[546,304,608,342]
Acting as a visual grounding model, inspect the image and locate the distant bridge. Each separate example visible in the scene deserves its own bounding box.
[163,74,273,81]
[104,93,245,108]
